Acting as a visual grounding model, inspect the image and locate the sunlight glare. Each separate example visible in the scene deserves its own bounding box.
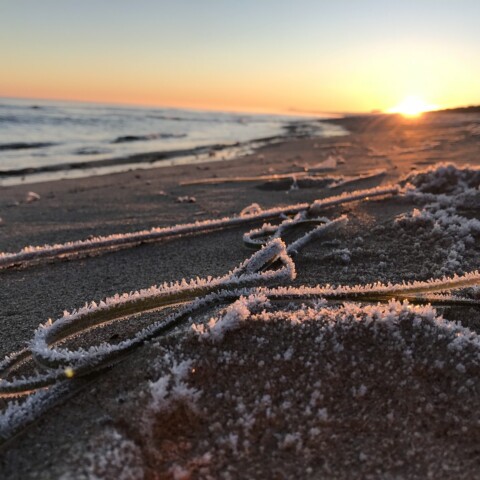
[388,96,438,117]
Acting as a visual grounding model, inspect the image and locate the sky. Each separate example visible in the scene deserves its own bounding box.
[1,0,479,114]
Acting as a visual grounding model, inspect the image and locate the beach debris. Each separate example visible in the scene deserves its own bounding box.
[328,168,385,188]
[392,141,440,155]
[289,176,299,191]
[314,142,351,150]
[179,171,305,186]
[180,167,382,188]
[368,146,387,158]
[240,203,262,216]
[176,195,197,203]
[257,169,386,191]
[465,123,480,136]
[306,155,338,172]
[25,191,41,203]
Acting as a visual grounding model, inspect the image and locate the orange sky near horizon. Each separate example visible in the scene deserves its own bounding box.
[1,1,480,115]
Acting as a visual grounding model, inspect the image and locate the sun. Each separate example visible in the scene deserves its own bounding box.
[388,96,438,118]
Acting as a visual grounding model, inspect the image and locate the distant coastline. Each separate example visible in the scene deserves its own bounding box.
[431,105,480,114]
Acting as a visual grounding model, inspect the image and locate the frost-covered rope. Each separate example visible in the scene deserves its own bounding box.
[309,186,398,216]
[0,203,307,269]
[260,271,480,301]
[3,253,479,399]
[0,185,398,270]
[179,168,386,187]
[243,213,348,254]
[0,239,295,397]
[286,216,348,254]
[2,255,480,440]
[0,238,299,440]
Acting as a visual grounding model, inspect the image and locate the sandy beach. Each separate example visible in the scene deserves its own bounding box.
[1,112,480,479]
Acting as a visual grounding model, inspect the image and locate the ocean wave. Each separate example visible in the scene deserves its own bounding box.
[0,114,104,127]
[111,133,187,144]
[146,114,249,124]
[0,142,57,151]
[74,147,112,156]
[146,115,187,122]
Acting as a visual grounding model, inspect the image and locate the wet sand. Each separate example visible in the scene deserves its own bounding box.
[1,112,480,479]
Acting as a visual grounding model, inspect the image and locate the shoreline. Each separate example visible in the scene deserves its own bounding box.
[0,120,347,186]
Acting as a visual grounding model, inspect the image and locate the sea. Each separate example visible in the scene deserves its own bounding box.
[0,98,346,185]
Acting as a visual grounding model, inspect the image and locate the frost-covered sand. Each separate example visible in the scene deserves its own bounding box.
[1,112,480,479]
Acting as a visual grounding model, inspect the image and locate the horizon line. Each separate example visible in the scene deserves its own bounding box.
[0,93,357,118]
